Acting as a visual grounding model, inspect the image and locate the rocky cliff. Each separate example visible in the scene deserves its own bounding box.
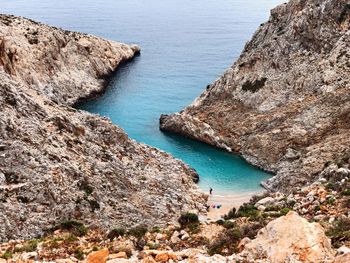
[160,0,350,191]
[0,14,140,106]
[0,14,207,241]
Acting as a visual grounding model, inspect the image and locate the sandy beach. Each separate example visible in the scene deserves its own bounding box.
[204,192,259,221]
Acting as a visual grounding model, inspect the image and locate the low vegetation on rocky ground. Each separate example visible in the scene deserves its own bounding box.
[1,163,350,262]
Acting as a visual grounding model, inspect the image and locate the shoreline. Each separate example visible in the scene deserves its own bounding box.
[72,45,141,108]
[203,191,259,221]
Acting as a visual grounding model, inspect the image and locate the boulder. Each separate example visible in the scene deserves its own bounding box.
[255,197,275,207]
[86,248,109,263]
[154,252,177,262]
[337,246,350,255]
[240,211,335,262]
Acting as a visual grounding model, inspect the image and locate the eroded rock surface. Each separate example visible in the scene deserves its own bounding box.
[0,14,140,106]
[239,211,334,262]
[160,0,350,191]
[0,15,207,241]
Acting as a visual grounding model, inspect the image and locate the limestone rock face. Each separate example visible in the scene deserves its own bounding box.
[0,15,207,241]
[239,211,334,262]
[0,14,140,106]
[160,0,350,191]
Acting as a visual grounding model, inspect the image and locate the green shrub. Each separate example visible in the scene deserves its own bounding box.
[1,251,12,260]
[74,248,84,260]
[146,242,160,250]
[59,220,87,236]
[228,228,242,240]
[207,239,225,256]
[128,226,148,239]
[326,218,350,248]
[107,228,126,240]
[65,234,79,243]
[242,78,267,93]
[23,239,39,252]
[179,212,200,232]
[326,197,336,205]
[236,204,259,220]
[223,220,236,229]
[88,199,100,212]
[150,226,161,233]
[224,204,260,220]
[279,208,290,216]
[265,205,279,212]
[47,240,60,249]
[179,213,199,227]
[13,239,39,253]
[345,199,350,208]
[326,183,336,190]
[241,222,265,239]
[78,180,93,195]
[216,219,224,225]
[207,228,242,256]
[341,189,350,196]
[223,208,236,220]
[188,222,200,234]
[287,200,296,208]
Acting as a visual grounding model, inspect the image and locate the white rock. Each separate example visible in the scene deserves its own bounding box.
[22,252,37,260]
[337,246,350,255]
[255,197,275,207]
[155,233,163,240]
[314,215,326,221]
[329,216,335,223]
[338,168,350,176]
[318,178,327,183]
[240,211,334,262]
[257,205,266,211]
[171,231,181,244]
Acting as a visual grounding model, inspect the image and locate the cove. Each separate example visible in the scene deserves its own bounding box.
[2,0,284,195]
[79,60,272,195]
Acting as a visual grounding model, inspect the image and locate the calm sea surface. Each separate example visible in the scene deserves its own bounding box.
[1,0,285,194]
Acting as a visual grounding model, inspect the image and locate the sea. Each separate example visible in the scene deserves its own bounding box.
[1,0,285,194]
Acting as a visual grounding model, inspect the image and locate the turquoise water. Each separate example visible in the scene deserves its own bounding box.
[1,0,284,194]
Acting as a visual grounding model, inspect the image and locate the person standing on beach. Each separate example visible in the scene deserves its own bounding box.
[209,187,213,195]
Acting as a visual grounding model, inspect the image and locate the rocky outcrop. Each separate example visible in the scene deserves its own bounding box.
[1,159,349,262]
[0,14,140,106]
[160,0,350,191]
[0,15,207,241]
[1,210,344,262]
[239,211,334,262]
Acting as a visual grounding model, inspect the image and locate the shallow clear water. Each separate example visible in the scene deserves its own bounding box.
[1,0,284,194]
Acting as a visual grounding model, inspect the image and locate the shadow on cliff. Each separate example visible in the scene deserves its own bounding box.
[73,53,141,107]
